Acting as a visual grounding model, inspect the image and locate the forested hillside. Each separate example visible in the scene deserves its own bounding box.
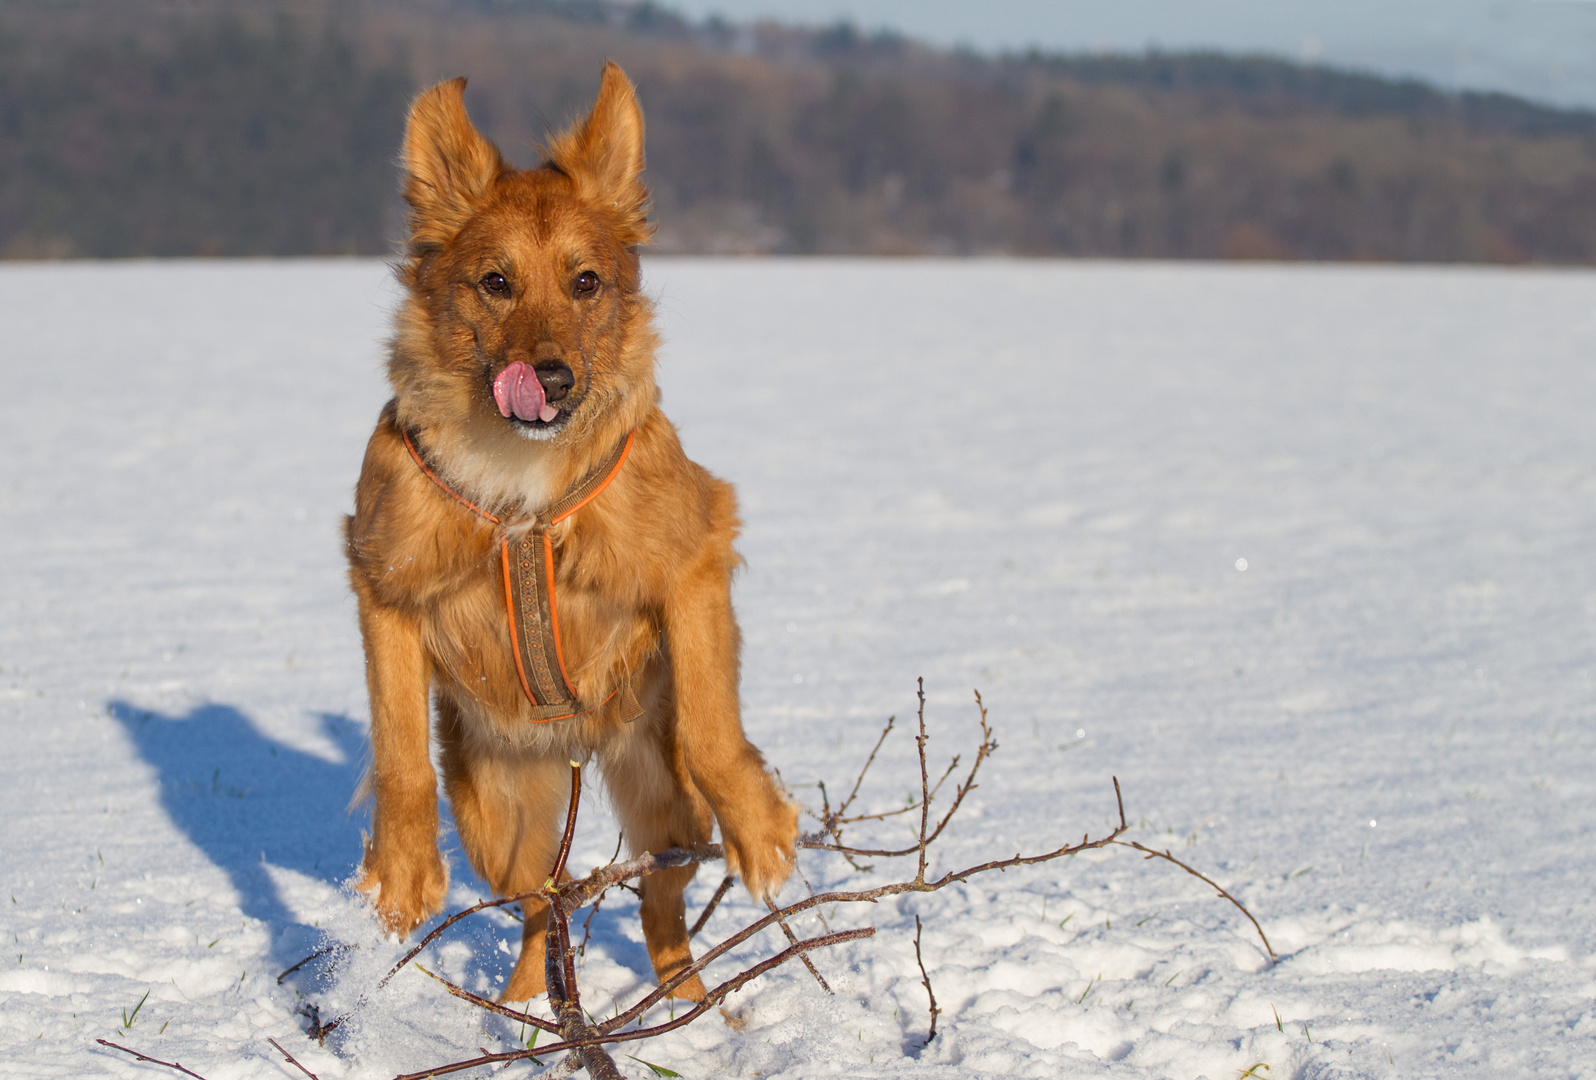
[4,0,1596,261]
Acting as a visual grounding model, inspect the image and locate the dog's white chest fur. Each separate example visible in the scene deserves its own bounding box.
[442,422,557,518]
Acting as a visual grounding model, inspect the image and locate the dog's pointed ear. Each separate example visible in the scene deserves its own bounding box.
[401,78,505,248]
[545,62,652,243]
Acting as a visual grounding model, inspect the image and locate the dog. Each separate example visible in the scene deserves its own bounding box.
[344,62,798,1003]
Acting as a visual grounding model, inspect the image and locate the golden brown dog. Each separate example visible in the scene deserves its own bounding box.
[345,63,798,1003]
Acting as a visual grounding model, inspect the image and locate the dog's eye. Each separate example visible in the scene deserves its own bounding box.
[479,272,510,297]
[572,271,601,297]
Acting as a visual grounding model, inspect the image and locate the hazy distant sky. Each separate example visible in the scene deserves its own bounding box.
[666,0,1596,110]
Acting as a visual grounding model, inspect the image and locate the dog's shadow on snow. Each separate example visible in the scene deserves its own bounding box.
[106,699,664,990]
[108,700,366,954]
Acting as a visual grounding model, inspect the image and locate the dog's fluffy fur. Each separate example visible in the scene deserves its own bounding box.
[345,64,798,1002]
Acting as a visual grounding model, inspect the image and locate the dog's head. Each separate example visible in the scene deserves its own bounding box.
[389,63,658,490]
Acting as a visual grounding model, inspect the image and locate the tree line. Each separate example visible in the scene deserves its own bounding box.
[3,0,1595,262]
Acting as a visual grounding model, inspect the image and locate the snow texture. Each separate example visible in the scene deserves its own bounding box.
[3,257,1595,1079]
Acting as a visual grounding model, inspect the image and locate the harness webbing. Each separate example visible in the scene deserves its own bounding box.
[401,426,642,723]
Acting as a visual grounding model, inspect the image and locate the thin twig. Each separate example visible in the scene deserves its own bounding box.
[577,887,606,960]
[764,896,832,994]
[834,714,896,821]
[411,964,559,1033]
[550,763,583,886]
[379,893,530,990]
[834,756,958,826]
[915,678,932,883]
[1113,840,1276,960]
[912,915,939,1047]
[266,1036,320,1079]
[798,866,831,933]
[920,691,996,851]
[687,875,734,940]
[94,1039,209,1080]
[297,1003,340,1044]
[601,928,872,1040]
[276,945,354,986]
[824,686,997,861]
[543,765,625,1080]
[578,831,626,958]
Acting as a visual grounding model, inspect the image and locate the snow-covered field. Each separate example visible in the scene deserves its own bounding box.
[3,257,1595,1079]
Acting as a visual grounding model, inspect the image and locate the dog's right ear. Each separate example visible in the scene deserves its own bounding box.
[401,78,506,249]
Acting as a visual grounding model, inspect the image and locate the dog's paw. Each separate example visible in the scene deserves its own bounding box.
[722,788,799,902]
[356,847,448,938]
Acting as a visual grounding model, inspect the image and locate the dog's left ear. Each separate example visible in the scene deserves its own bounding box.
[546,62,653,244]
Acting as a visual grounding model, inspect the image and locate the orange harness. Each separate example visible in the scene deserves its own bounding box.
[402,427,642,723]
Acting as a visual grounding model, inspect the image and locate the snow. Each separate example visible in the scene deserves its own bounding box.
[3,257,1596,1079]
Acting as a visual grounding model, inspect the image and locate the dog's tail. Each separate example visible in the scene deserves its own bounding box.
[347,760,374,816]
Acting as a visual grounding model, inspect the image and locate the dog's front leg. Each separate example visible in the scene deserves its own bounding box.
[354,593,448,936]
[665,554,798,902]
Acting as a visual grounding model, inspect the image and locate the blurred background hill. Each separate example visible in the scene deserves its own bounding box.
[4,0,1596,261]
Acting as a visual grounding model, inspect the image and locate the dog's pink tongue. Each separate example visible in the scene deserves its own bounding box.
[493,361,559,423]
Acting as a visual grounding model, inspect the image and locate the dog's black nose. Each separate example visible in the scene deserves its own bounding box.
[534,361,575,403]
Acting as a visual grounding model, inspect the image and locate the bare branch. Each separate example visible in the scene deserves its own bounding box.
[543,770,625,1080]
[577,888,606,961]
[411,963,558,1033]
[297,1003,341,1044]
[604,928,873,1042]
[687,875,735,940]
[820,687,998,861]
[912,915,939,1047]
[915,678,932,883]
[833,713,896,821]
[1113,840,1276,961]
[266,1036,320,1079]
[550,763,582,886]
[834,756,958,826]
[764,896,832,994]
[94,1039,209,1080]
[276,945,353,986]
[379,892,536,990]
[561,844,723,912]
[576,831,625,959]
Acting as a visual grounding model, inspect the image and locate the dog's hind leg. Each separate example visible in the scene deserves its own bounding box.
[603,698,714,1002]
[437,695,570,1002]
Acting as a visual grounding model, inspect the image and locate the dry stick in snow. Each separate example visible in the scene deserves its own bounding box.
[687,874,735,939]
[413,963,550,1028]
[302,685,1268,1079]
[764,895,832,993]
[275,945,352,986]
[266,1036,320,1079]
[912,914,939,1047]
[94,1039,209,1080]
[1114,841,1277,961]
[539,762,626,1080]
[576,832,625,960]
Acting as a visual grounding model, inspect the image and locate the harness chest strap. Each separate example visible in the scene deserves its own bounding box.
[401,426,642,724]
